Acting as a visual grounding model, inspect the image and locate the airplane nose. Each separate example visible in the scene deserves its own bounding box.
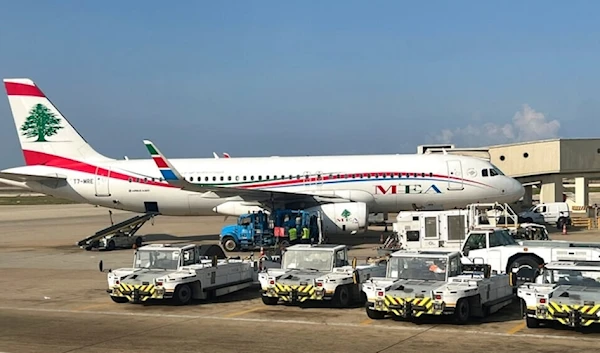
[512,178,525,199]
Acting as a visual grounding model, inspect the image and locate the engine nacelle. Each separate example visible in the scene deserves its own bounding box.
[306,202,368,235]
[212,201,268,217]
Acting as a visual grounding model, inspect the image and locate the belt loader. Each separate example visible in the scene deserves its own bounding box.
[102,243,279,305]
[363,249,516,324]
[258,244,387,307]
[518,260,600,329]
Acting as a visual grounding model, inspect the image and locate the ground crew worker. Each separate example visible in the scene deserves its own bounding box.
[301,226,310,243]
[289,227,298,244]
[429,260,445,274]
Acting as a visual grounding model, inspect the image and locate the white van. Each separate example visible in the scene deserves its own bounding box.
[518,202,571,229]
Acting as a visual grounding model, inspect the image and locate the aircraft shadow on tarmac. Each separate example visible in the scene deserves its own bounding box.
[136,284,264,306]
[142,233,220,243]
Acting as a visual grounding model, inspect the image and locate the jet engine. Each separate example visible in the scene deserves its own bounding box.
[212,201,268,216]
[306,202,368,235]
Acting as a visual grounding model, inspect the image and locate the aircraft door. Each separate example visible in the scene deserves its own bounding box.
[446,160,464,191]
[94,166,111,197]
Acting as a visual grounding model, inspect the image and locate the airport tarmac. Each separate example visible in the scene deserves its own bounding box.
[1,204,600,353]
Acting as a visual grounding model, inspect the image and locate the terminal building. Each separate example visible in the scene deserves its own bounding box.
[419,139,600,208]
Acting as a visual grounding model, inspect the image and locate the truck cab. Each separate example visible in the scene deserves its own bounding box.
[518,202,571,229]
[518,260,600,328]
[362,249,514,323]
[258,244,387,307]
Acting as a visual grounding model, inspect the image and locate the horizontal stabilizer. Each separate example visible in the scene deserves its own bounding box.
[0,171,66,182]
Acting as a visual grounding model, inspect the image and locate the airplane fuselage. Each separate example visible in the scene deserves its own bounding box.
[3,151,524,216]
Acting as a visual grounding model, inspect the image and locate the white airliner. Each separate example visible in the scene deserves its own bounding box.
[1,78,524,235]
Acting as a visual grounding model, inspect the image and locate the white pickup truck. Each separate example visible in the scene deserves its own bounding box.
[258,244,387,307]
[102,243,279,305]
[518,260,600,329]
[362,249,516,323]
[461,228,600,285]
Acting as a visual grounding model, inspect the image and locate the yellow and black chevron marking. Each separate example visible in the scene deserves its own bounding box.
[383,295,436,317]
[273,283,318,302]
[113,283,160,302]
[538,302,600,327]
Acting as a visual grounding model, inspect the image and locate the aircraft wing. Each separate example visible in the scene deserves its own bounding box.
[0,171,67,182]
[143,140,340,206]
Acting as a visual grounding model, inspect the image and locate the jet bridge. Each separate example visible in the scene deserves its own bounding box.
[77,212,157,250]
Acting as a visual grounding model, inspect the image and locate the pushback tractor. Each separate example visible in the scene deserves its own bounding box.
[258,244,388,307]
[362,249,516,323]
[518,260,600,329]
[101,243,279,305]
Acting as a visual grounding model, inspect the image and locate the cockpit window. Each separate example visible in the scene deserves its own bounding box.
[489,168,498,176]
[481,169,488,177]
[490,164,505,176]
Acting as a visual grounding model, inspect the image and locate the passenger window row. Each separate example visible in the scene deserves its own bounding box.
[127,172,436,184]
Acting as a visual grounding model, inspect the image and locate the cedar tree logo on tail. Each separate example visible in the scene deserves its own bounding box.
[20,103,63,142]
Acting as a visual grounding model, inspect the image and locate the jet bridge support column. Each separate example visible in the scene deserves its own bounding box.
[539,175,564,204]
[523,185,533,206]
[575,177,589,207]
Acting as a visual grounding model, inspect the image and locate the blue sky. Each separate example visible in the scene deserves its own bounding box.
[1,1,600,167]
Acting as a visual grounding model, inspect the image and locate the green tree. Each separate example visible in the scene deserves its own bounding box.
[341,209,351,218]
[20,104,63,142]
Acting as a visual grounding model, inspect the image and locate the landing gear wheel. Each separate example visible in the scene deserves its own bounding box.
[333,285,351,308]
[173,284,192,305]
[526,316,540,328]
[222,237,238,252]
[135,237,142,248]
[453,298,470,324]
[110,296,129,303]
[261,296,279,305]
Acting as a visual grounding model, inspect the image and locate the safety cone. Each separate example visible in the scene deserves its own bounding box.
[562,223,567,235]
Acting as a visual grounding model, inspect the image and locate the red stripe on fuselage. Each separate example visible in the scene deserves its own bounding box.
[20,150,492,190]
[4,82,45,97]
[152,156,169,169]
[21,150,178,188]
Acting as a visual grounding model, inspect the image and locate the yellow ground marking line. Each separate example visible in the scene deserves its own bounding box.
[506,321,526,334]
[72,303,113,312]
[360,318,373,326]
[223,307,263,318]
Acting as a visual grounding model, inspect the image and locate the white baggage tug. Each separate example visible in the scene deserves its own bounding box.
[102,243,277,304]
[258,244,387,307]
[518,260,600,329]
[363,249,516,323]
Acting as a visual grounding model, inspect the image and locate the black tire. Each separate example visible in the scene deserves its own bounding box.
[222,236,238,252]
[107,240,115,251]
[366,305,386,319]
[197,244,227,259]
[261,296,279,305]
[135,237,143,248]
[526,315,540,328]
[110,296,129,303]
[453,298,470,324]
[333,285,351,308]
[508,255,542,286]
[173,284,193,305]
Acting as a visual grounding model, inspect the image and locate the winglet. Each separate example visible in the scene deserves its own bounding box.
[143,140,183,182]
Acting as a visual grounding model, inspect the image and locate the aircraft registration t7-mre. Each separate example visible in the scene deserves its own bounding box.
[1,78,525,235]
